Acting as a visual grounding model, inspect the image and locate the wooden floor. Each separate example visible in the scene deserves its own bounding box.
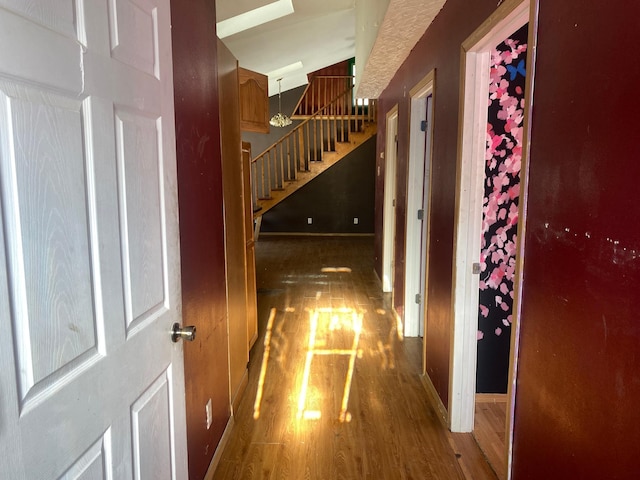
[474,396,507,480]
[213,236,497,480]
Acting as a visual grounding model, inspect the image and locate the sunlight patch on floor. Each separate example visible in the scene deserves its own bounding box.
[253,307,277,420]
[297,307,364,423]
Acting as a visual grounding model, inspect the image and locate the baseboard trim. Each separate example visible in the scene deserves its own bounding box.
[258,232,374,237]
[204,415,235,480]
[231,369,249,415]
[420,373,449,428]
[475,393,507,403]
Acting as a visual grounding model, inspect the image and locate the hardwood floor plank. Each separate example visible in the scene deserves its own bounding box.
[448,432,498,480]
[474,396,507,480]
[213,236,493,480]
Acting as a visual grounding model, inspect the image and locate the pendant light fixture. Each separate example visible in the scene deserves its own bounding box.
[269,78,292,127]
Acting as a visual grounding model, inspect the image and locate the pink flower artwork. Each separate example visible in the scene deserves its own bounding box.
[477,27,527,348]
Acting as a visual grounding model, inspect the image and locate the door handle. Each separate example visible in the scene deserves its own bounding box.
[171,323,196,342]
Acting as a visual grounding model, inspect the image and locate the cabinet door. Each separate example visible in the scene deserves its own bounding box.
[239,67,270,133]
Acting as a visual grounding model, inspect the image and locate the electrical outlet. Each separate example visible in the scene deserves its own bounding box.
[307,217,313,224]
[353,217,359,225]
[206,398,212,429]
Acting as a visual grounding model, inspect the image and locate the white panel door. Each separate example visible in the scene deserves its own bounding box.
[0,0,188,479]
[404,88,433,338]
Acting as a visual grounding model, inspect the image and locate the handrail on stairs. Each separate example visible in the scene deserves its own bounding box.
[291,75,355,117]
[251,83,377,216]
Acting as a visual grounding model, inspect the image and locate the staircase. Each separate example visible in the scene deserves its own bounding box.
[251,76,377,218]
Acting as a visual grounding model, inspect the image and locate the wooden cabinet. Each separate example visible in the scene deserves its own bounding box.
[239,67,270,133]
[217,42,261,414]
[218,39,249,412]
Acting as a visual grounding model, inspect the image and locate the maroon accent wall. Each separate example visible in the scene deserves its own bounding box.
[170,2,230,479]
[308,59,351,78]
[376,0,640,474]
[375,0,499,406]
[511,1,640,477]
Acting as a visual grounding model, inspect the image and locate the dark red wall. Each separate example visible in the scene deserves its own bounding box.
[375,0,499,406]
[309,59,351,78]
[512,1,640,478]
[376,0,640,475]
[170,1,230,479]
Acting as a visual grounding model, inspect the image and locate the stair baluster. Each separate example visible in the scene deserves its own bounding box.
[252,82,377,217]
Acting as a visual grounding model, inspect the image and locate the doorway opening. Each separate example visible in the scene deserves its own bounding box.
[403,71,435,372]
[382,105,399,295]
[451,0,535,478]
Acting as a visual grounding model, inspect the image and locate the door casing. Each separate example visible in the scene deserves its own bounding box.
[404,71,435,340]
[382,105,399,294]
[450,0,533,451]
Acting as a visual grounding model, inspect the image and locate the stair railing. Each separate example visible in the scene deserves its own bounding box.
[251,84,377,211]
[291,75,354,117]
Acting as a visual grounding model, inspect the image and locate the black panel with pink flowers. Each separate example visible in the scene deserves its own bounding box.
[476,24,528,393]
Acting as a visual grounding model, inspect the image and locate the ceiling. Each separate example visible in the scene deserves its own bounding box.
[216,0,446,98]
[217,0,356,96]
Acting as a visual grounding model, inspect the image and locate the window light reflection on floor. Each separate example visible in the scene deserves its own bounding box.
[252,306,366,423]
[296,307,364,423]
[252,265,403,424]
[253,307,277,420]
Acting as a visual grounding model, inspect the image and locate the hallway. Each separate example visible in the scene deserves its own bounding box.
[213,236,496,479]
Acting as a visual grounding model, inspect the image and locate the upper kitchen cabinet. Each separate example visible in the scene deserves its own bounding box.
[239,67,269,133]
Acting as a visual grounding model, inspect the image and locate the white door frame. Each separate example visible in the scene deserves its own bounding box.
[449,0,530,435]
[382,105,399,293]
[404,71,435,338]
